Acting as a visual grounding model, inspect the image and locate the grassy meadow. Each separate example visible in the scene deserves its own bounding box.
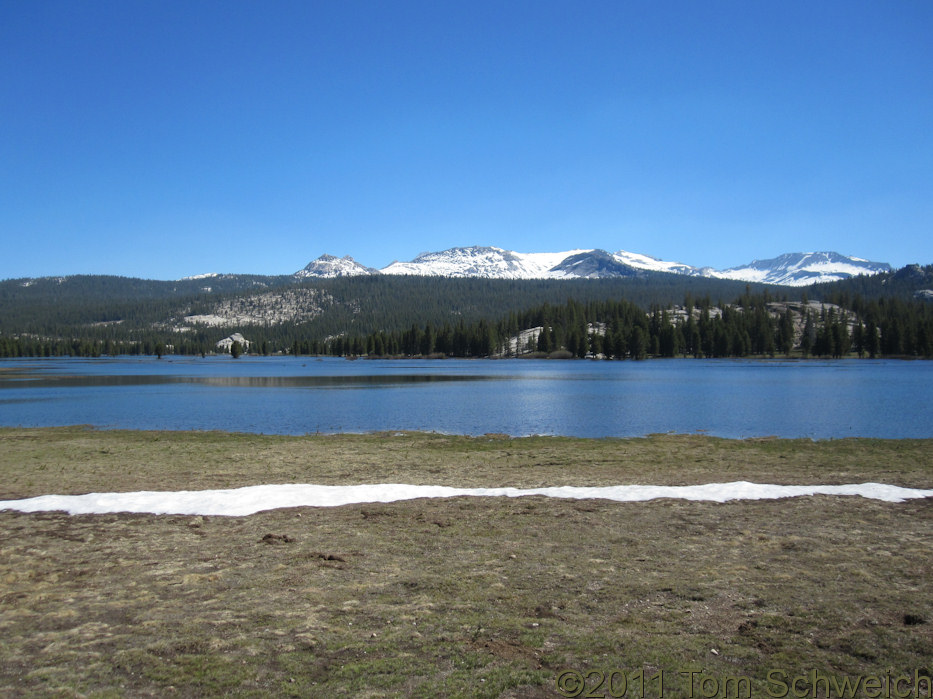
[1,428,931,697]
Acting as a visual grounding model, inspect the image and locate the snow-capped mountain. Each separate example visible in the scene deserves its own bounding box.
[547,250,643,279]
[295,254,377,278]
[380,246,595,279]
[708,252,892,286]
[295,246,891,287]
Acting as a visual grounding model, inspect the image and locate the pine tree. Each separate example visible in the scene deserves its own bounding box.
[629,326,648,360]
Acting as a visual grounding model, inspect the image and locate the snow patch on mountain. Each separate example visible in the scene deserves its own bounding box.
[610,250,701,276]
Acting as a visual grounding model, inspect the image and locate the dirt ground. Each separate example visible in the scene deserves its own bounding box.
[1,428,931,698]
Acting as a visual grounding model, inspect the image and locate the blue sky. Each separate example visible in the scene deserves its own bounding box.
[2,1,931,280]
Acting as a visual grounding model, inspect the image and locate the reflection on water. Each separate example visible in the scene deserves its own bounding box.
[0,356,931,439]
[0,372,496,389]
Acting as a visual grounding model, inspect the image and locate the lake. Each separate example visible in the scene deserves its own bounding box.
[0,356,931,439]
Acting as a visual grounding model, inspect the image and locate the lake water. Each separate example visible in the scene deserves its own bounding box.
[1,356,931,439]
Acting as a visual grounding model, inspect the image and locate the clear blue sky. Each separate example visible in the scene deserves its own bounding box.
[2,0,931,280]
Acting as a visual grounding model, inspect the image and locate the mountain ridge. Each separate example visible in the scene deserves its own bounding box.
[295,246,892,287]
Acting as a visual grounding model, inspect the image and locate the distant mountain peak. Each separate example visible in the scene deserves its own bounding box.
[714,251,891,286]
[295,255,378,279]
[548,250,640,279]
[380,245,589,278]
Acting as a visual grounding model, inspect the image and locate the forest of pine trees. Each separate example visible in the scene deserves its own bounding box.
[2,272,932,359]
[3,291,932,360]
[292,290,933,361]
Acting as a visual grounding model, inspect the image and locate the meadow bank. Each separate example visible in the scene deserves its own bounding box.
[1,428,931,697]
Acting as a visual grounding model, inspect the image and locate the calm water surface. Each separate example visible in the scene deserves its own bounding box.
[0,356,930,439]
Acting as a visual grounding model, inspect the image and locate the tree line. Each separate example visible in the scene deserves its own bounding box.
[2,272,932,359]
[0,273,783,356]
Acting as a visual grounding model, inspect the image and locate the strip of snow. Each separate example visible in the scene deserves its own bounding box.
[1,482,930,517]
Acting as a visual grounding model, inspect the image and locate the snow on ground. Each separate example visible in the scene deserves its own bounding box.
[1,482,931,517]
